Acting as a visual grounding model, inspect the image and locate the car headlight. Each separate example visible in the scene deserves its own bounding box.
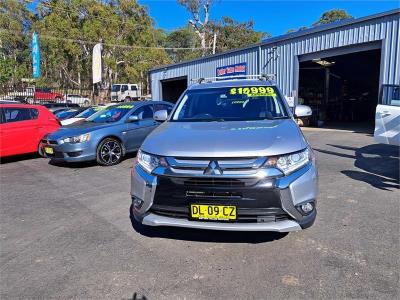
[62,133,90,144]
[266,148,312,175]
[137,149,167,173]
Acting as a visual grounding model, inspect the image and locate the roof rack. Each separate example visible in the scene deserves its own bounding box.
[191,74,276,84]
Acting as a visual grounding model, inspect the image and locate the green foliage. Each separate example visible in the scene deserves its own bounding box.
[0,0,33,86]
[210,17,268,53]
[313,9,353,26]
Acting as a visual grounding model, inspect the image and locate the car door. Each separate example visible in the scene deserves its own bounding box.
[374,85,400,146]
[0,107,39,156]
[124,104,158,151]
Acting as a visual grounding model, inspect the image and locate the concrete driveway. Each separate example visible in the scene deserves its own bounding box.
[0,128,399,299]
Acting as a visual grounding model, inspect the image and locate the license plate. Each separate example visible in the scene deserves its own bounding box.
[190,204,236,221]
[44,147,54,154]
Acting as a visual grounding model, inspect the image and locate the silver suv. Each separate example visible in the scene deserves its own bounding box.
[131,77,317,232]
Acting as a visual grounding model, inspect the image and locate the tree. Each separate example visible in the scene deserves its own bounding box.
[0,0,32,87]
[165,27,202,62]
[313,9,352,26]
[29,0,171,91]
[177,0,213,54]
[209,17,268,53]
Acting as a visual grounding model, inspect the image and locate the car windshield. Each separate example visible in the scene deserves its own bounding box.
[76,106,104,119]
[86,104,133,123]
[55,109,79,120]
[112,85,121,92]
[171,86,289,122]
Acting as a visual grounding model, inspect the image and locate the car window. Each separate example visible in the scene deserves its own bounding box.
[0,108,5,124]
[121,85,128,92]
[131,105,154,120]
[130,85,138,91]
[381,85,400,107]
[30,109,39,119]
[87,104,134,123]
[3,108,35,123]
[111,85,121,92]
[172,86,288,122]
[154,104,172,114]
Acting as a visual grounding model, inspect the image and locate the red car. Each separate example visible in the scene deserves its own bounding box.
[0,104,60,158]
[34,88,64,102]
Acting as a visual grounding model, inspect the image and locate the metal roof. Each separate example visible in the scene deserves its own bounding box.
[150,8,400,72]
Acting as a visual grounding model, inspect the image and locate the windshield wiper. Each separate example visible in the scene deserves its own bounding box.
[270,116,290,120]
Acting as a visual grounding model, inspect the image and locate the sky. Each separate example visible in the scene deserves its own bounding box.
[138,0,400,36]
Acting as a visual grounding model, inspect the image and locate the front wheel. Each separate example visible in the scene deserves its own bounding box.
[96,138,123,166]
[26,97,34,104]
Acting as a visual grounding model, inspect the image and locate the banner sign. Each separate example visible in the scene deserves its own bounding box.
[92,43,102,84]
[31,32,41,78]
[216,62,247,79]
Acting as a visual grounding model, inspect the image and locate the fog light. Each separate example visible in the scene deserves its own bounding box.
[301,202,314,214]
[133,198,144,210]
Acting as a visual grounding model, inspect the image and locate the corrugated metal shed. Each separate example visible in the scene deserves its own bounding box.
[150,9,400,100]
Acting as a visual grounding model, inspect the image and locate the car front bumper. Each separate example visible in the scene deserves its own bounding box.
[40,139,97,162]
[131,162,318,232]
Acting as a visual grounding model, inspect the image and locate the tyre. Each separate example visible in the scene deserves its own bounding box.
[55,96,62,103]
[96,138,123,166]
[84,100,90,107]
[26,97,34,104]
[124,96,131,102]
[38,141,44,157]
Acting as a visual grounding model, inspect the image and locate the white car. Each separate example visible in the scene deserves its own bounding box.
[374,84,400,146]
[111,84,141,102]
[65,94,91,106]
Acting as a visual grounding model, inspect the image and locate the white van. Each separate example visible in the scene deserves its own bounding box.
[111,84,141,102]
[374,84,400,146]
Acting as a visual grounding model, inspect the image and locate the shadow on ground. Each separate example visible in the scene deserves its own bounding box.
[314,143,399,190]
[48,152,137,169]
[0,153,40,164]
[130,211,288,244]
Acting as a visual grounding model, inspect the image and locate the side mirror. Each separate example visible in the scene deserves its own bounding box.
[127,115,139,122]
[154,110,168,122]
[294,105,312,118]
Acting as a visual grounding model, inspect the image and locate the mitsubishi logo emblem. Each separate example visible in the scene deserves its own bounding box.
[204,161,223,175]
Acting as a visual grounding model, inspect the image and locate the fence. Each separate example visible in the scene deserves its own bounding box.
[0,86,112,106]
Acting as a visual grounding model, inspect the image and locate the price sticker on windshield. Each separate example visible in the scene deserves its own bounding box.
[116,105,134,109]
[229,87,276,97]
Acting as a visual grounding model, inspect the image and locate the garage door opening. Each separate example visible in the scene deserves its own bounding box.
[161,76,187,103]
[298,49,381,129]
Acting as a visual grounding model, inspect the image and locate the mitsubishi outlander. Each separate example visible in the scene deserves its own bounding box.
[131,76,318,232]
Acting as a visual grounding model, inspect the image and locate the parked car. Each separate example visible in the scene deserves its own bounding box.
[65,94,91,106]
[0,104,60,158]
[42,102,80,113]
[61,104,116,126]
[131,77,317,233]
[40,101,173,165]
[27,88,64,104]
[111,83,141,102]
[54,108,87,121]
[374,84,400,146]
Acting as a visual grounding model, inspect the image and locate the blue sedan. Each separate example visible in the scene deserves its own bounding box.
[40,101,173,166]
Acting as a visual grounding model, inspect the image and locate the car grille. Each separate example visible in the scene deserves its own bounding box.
[166,156,267,176]
[41,139,58,145]
[172,177,258,187]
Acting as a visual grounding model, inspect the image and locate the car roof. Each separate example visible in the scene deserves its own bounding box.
[189,79,277,90]
[0,103,44,109]
[121,100,173,107]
